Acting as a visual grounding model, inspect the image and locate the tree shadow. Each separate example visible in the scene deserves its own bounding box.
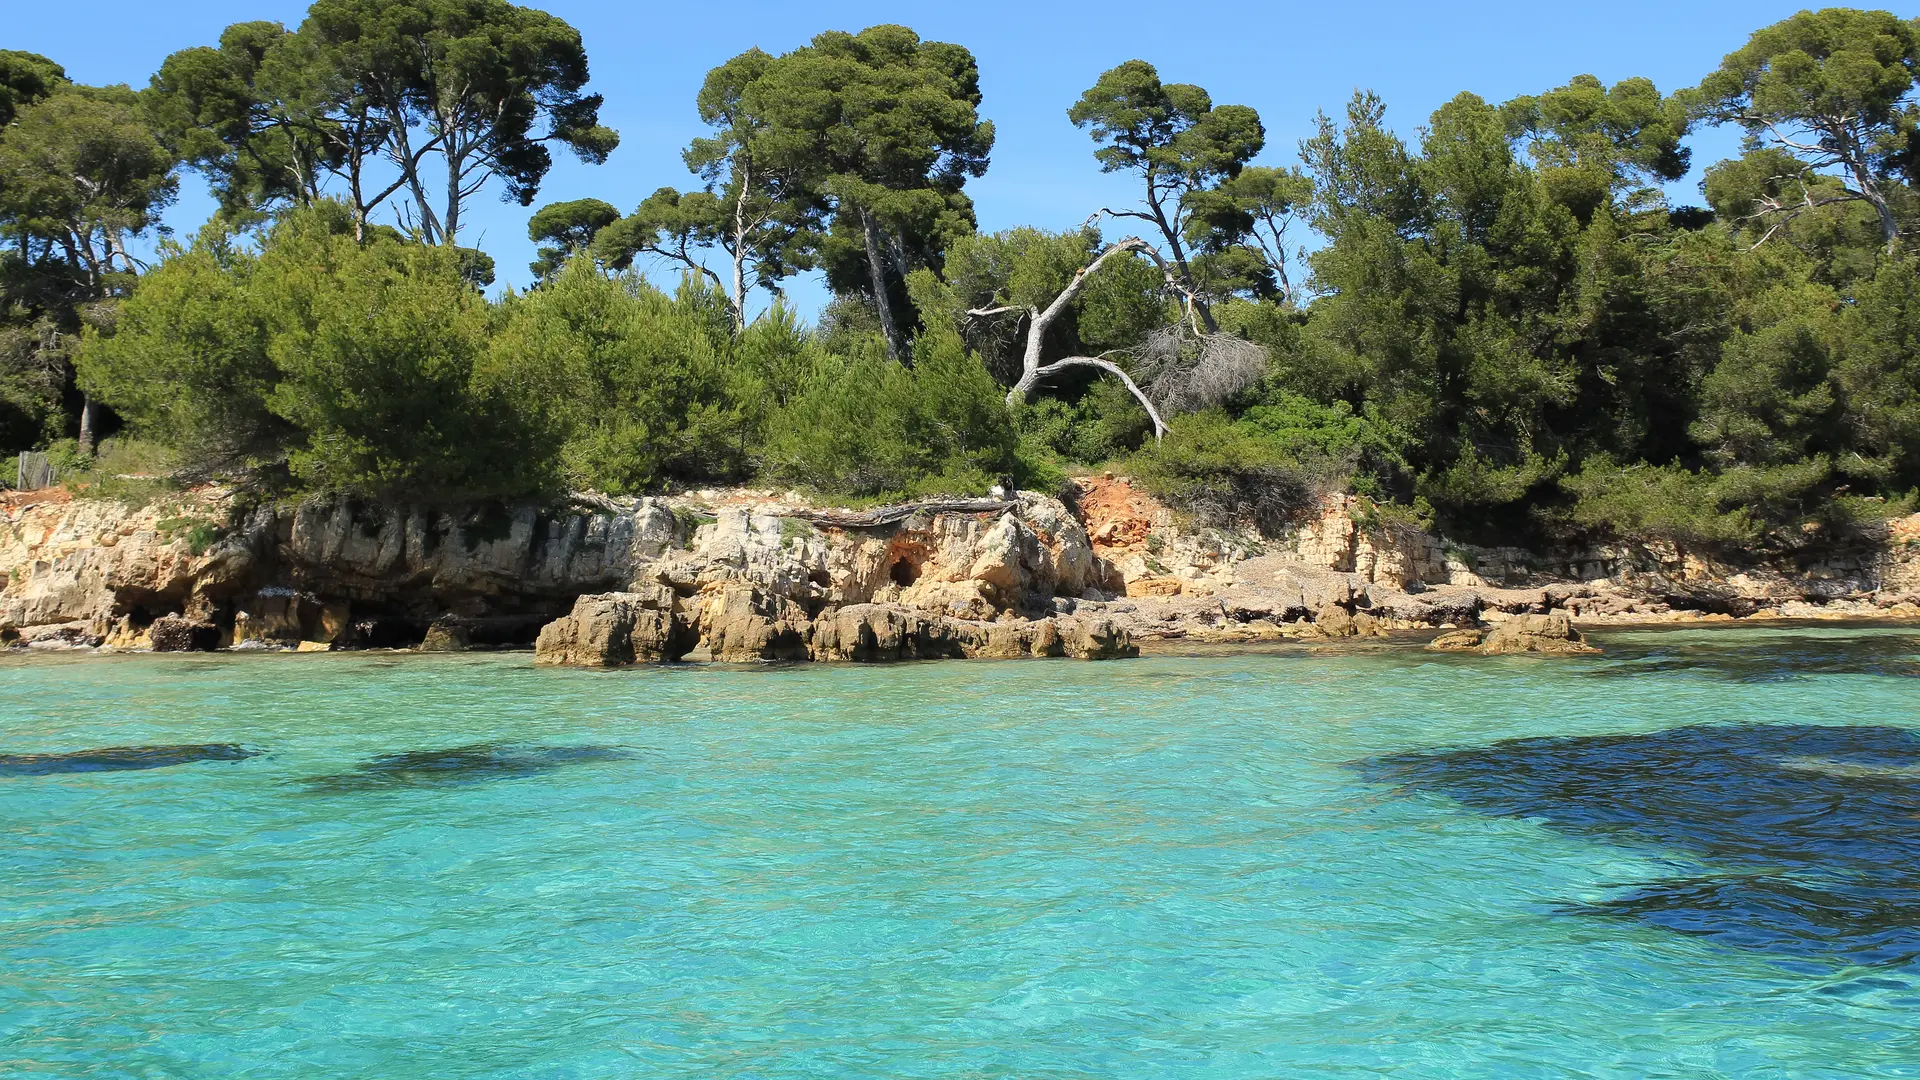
[1362,724,1920,965]
[0,744,261,777]
[300,743,632,793]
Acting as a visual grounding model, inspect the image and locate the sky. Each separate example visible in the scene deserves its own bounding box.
[6,0,1868,314]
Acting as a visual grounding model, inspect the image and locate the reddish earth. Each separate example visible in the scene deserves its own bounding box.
[1,487,72,511]
[1070,475,1161,558]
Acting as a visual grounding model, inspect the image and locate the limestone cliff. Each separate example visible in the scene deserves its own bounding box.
[6,477,1920,662]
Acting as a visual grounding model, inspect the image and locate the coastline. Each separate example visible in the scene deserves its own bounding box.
[8,479,1920,666]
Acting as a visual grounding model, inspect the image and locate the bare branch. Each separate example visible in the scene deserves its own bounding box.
[1031,357,1169,438]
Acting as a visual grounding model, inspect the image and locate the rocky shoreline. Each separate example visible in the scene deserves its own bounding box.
[5,477,1920,666]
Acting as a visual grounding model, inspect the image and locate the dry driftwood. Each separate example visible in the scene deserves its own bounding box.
[788,498,1017,529]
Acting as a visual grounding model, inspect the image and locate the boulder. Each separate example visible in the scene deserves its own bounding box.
[1055,615,1138,659]
[1425,628,1486,651]
[808,603,969,662]
[961,618,1065,659]
[534,587,685,667]
[419,618,471,653]
[695,583,810,662]
[1306,602,1388,639]
[1480,612,1599,655]
[148,614,219,652]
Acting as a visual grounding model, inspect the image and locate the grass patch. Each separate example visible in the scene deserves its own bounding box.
[156,515,223,556]
[673,507,718,547]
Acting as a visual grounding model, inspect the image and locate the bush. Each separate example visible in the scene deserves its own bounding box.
[1011,378,1153,465]
[1129,410,1333,535]
[1560,457,1761,545]
[260,223,544,499]
[760,328,1021,499]
[77,231,287,472]
[80,204,554,499]
[485,265,784,494]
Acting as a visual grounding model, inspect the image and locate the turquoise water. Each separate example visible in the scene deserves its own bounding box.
[4,628,1920,1077]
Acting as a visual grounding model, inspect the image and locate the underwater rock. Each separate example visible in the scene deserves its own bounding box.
[1364,722,1920,965]
[302,743,631,791]
[0,743,260,776]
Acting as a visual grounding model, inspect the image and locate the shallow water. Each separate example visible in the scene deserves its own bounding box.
[4,627,1920,1077]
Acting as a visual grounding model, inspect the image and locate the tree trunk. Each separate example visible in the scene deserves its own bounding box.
[859,207,908,363]
[1145,184,1218,333]
[77,395,101,456]
[443,143,463,244]
[973,237,1169,440]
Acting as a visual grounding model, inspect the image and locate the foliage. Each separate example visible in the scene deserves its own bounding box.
[150,0,618,243]
[485,261,800,493]
[1070,60,1265,310]
[81,204,547,498]
[0,79,179,454]
[26,7,1920,560]
[1687,8,1920,247]
[527,198,619,280]
[1129,410,1339,536]
[759,328,1019,498]
[743,25,994,359]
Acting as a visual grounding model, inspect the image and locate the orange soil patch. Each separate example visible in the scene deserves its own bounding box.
[1,486,73,511]
[1071,475,1162,557]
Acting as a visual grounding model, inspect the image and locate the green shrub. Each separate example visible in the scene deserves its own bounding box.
[1560,457,1761,545]
[261,224,544,499]
[1012,379,1154,465]
[81,204,553,499]
[77,230,288,473]
[486,264,780,494]
[760,328,1020,499]
[1129,410,1333,535]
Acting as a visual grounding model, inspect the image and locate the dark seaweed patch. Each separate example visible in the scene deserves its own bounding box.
[1584,633,1920,683]
[301,743,630,792]
[1363,724,1920,965]
[0,744,261,777]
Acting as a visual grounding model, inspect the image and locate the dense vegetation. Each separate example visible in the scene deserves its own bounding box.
[7,6,1920,554]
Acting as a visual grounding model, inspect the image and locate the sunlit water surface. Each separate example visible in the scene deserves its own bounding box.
[6,627,1920,1077]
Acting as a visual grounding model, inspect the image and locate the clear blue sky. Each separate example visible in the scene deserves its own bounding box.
[7,0,1859,312]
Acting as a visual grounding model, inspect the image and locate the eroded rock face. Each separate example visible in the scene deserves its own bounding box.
[534,587,687,667]
[12,481,1920,661]
[693,583,810,662]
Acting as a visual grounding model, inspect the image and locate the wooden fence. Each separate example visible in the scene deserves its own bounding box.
[12,452,55,491]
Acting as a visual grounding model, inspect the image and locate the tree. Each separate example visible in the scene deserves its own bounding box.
[0,50,67,128]
[1183,164,1315,303]
[149,22,328,223]
[1069,60,1264,328]
[526,196,618,280]
[0,84,177,450]
[1690,8,1920,249]
[1504,73,1692,219]
[745,25,994,361]
[299,0,620,244]
[970,235,1171,437]
[946,226,1271,440]
[592,188,729,294]
[595,48,817,330]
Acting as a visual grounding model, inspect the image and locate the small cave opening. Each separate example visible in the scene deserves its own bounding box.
[889,558,921,588]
